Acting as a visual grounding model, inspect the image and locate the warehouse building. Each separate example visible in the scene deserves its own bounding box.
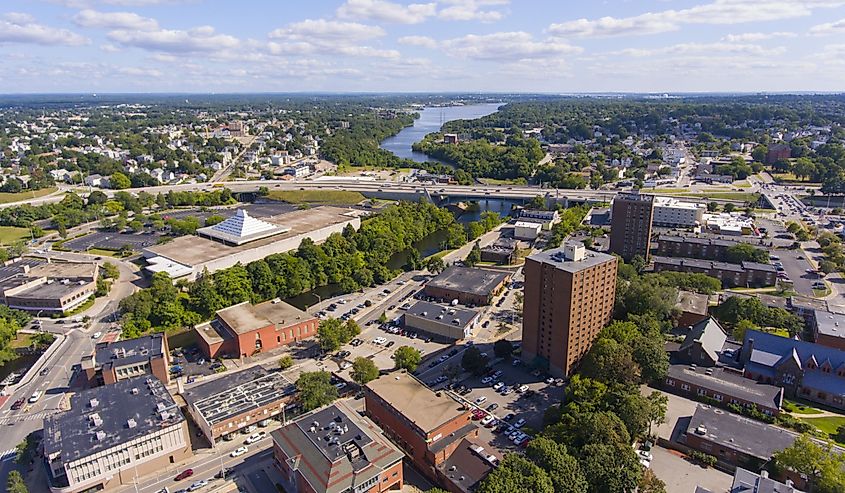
[653,256,776,288]
[423,266,510,306]
[272,400,404,493]
[143,206,361,281]
[43,377,191,493]
[81,333,171,387]
[652,197,706,228]
[183,366,296,444]
[513,221,542,240]
[403,301,479,341]
[195,298,318,359]
[479,237,518,264]
[517,209,559,230]
[0,258,98,314]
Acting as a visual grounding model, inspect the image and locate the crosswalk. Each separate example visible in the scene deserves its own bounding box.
[0,410,57,426]
[1,448,16,462]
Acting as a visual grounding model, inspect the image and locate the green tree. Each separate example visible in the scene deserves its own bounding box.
[205,215,225,227]
[278,355,294,370]
[296,371,339,412]
[110,172,131,190]
[406,247,422,271]
[128,219,144,233]
[732,319,759,341]
[425,255,446,274]
[632,335,669,383]
[393,346,422,372]
[461,346,489,375]
[101,262,120,279]
[725,243,768,263]
[639,469,667,493]
[351,357,379,385]
[707,201,719,212]
[580,442,643,493]
[317,318,345,352]
[465,242,481,267]
[524,437,588,493]
[773,435,845,493]
[6,471,28,493]
[477,455,554,493]
[646,390,668,436]
[493,339,514,359]
[581,338,641,386]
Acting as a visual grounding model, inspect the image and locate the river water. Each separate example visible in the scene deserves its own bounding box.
[379,102,502,163]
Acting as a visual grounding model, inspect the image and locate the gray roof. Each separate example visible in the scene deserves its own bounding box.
[271,401,404,493]
[680,317,728,362]
[686,405,796,461]
[426,266,510,298]
[657,234,738,248]
[653,256,744,273]
[436,438,496,493]
[94,333,166,369]
[813,310,845,340]
[405,301,479,331]
[732,467,803,493]
[528,245,616,274]
[43,376,184,462]
[676,290,709,316]
[667,365,783,410]
[182,367,295,426]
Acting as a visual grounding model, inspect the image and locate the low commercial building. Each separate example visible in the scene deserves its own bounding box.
[479,237,518,264]
[652,197,706,228]
[655,235,739,261]
[195,299,318,359]
[364,373,481,489]
[0,259,98,314]
[423,266,510,306]
[403,301,479,341]
[143,206,361,281]
[436,438,498,493]
[812,310,845,351]
[653,256,777,288]
[513,221,542,240]
[683,404,796,470]
[183,366,295,444]
[43,377,191,493]
[703,213,756,236]
[665,365,783,416]
[81,333,171,387]
[675,291,710,327]
[518,209,559,230]
[272,400,404,493]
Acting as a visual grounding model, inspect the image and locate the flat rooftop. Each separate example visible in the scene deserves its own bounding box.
[616,191,654,203]
[182,367,295,426]
[686,405,795,461]
[668,365,782,410]
[405,301,479,330]
[28,261,97,280]
[366,372,467,435]
[145,206,358,267]
[528,245,616,273]
[676,291,709,316]
[217,299,314,335]
[0,258,42,280]
[43,376,183,462]
[10,279,90,299]
[426,266,510,298]
[94,334,166,368]
[814,310,845,339]
[657,234,738,248]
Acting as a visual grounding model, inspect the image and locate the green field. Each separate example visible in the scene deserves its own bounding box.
[0,187,57,204]
[783,400,824,415]
[677,192,761,202]
[0,226,32,245]
[266,189,365,205]
[802,416,845,436]
[87,248,118,257]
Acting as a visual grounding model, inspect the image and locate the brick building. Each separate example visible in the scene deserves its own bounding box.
[653,256,777,288]
[182,367,296,443]
[677,318,727,367]
[610,191,654,261]
[675,291,710,327]
[423,266,510,307]
[664,365,783,416]
[812,310,845,351]
[766,143,792,165]
[364,373,481,489]
[655,235,739,261]
[195,299,318,359]
[272,401,404,493]
[81,334,170,387]
[521,243,617,377]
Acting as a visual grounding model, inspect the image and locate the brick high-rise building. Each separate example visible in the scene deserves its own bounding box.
[610,191,655,261]
[521,243,617,377]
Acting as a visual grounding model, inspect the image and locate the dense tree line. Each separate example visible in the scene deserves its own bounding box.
[119,201,467,336]
[0,306,33,368]
[711,296,804,337]
[412,132,544,181]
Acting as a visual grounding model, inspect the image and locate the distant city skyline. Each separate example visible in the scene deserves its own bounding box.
[1,0,845,93]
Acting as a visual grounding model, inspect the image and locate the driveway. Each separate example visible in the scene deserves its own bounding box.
[651,446,732,493]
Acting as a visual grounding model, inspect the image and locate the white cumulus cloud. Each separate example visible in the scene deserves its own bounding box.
[108,25,239,53]
[398,35,439,48]
[337,0,437,24]
[442,31,581,61]
[809,18,845,35]
[0,12,89,46]
[438,0,510,22]
[73,9,159,31]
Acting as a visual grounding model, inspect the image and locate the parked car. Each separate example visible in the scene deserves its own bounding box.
[10,398,25,410]
[245,432,266,444]
[174,469,194,481]
[230,446,248,457]
[514,418,526,428]
[187,480,207,491]
[474,396,487,405]
[480,415,495,426]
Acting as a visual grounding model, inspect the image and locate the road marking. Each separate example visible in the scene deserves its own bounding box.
[1,448,16,462]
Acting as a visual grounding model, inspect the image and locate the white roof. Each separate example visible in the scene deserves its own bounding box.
[514,221,541,229]
[145,256,193,278]
[195,209,289,245]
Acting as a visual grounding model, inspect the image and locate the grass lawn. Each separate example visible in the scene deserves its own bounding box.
[783,399,824,415]
[802,416,845,436]
[9,333,35,349]
[676,192,761,202]
[767,328,791,338]
[266,189,365,205]
[771,172,819,184]
[478,177,528,186]
[0,187,57,205]
[813,286,832,298]
[0,226,32,245]
[734,181,752,189]
[86,248,118,257]
[425,249,455,260]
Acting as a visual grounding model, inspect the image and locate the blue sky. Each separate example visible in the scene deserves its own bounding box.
[1,0,845,93]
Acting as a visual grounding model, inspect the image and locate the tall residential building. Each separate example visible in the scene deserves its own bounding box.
[521,243,617,377]
[610,191,655,261]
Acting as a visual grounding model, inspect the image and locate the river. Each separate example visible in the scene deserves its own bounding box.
[379,103,502,164]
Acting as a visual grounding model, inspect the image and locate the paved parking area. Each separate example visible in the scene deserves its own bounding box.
[651,446,731,493]
[776,249,820,296]
[63,230,161,251]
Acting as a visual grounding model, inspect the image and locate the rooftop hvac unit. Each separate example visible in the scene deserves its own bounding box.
[95,431,106,441]
[131,388,139,395]
[127,419,137,429]
[89,398,99,408]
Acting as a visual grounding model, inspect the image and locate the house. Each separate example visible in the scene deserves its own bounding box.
[675,291,710,327]
[513,221,542,241]
[740,329,845,410]
[84,174,107,188]
[766,144,791,165]
[479,237,518,265]
[664,364,783,416]
[677,317,727,367]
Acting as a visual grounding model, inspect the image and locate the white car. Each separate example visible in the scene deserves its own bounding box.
[188,480,208,491]
[245,432,266,444]
[637,449,653,462]
[481,376,494,385]
[480,415,495,426]
[514,418,526,428]
[373,337,387,345]
[28,391,42,403]
[517,385,529,393]
[230,446,248,457]
[492,381,504,390]
[92,332,102,339]
[474,396,487,405]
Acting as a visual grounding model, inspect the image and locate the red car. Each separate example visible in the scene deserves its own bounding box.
[10,399,25,410]
[174,469,193,481]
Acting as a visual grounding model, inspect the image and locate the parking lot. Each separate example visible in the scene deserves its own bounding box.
[63,230,162,251]
[773,249,823,297]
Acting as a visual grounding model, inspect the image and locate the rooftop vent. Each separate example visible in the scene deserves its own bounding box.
[95,431,106,441]
[89,398,99,408]
[127,419,137,429]
[89,413,103,427]
[694,425,707,436]
[131,388,139,395]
